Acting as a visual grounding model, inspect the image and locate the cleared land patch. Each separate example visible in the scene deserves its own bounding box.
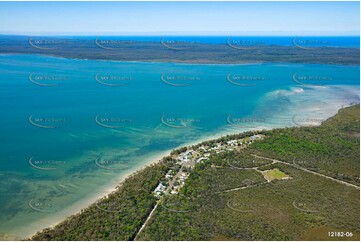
[261,168,291,182]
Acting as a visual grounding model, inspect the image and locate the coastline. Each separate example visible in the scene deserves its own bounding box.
[21,88,360,239]
[0,65,354,239]
[0,53,360,67]
[23,131,234,239]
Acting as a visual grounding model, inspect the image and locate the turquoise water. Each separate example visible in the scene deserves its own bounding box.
[0,54,359,238]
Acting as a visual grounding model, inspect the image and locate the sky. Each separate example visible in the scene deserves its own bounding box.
[0,1,359,36]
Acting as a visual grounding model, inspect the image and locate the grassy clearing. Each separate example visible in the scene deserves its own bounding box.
[139,105,359,241]
[261,168,290,182]
[31,105,360,241]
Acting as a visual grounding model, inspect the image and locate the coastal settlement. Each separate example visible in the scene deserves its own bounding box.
[153,134,265,198]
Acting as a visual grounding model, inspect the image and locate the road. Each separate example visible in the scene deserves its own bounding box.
[135,154,199,240]
[251,154,360,190]
[134,202,159,240]
[135,151,361,240]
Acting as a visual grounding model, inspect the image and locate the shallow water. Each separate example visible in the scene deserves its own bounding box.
[0,54,359,238]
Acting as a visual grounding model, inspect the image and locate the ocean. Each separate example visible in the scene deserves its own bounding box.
[0,54,359,238]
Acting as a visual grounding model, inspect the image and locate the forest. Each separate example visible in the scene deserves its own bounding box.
[31,105,360,241]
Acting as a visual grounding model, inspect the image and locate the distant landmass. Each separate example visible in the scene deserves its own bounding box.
[0,35,359,65]
[30,104,360,241]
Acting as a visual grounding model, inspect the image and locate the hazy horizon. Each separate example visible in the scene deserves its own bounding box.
[0,1,359,36]
[1,33,360,37]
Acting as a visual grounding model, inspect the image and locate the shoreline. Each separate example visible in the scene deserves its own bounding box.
[12,87,360,240]
[24,97,360,240]
[0,53,359,67]
[23,130,237,239]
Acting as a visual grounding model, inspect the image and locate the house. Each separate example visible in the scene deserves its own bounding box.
[153,183,166,198]
[227,140,238,146]
[250,134,263,141]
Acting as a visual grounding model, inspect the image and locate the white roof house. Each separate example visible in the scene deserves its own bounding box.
[154,183,166,198]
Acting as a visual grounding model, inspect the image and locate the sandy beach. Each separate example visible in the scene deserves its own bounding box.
[15,85,360,240]
[21,131,234,239]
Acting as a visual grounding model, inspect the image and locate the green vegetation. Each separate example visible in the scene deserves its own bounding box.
[31,105,360,241]
[30,164,168,240]
[219,151,273,169]
[261,168,290,182]
[250,105,360,185]
[139,161,359,241]
[0,36,359,65]
[138,105,360,241]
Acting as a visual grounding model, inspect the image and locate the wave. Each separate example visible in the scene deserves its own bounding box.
[267,87,305,97]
